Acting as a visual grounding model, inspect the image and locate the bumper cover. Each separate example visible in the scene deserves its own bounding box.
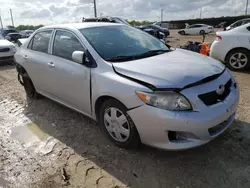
[128,80,239,150]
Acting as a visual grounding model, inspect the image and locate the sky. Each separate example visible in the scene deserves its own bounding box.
[0,0,248,26]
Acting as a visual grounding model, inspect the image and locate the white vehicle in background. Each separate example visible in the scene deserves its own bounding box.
[210,23,250,71]
[0,34,16,64]
[226,18,250,31]
[178,24,214,35]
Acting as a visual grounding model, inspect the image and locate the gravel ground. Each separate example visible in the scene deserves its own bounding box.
[0,30,250,188]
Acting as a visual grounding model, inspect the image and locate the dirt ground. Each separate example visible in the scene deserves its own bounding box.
[0,30,250,188]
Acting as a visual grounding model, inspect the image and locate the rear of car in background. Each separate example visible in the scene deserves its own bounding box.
[20,30,34,38]
[178,24,214,35]
[210,23,250,71]
[140,24,169,36]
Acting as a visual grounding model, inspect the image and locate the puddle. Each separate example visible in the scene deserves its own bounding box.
[10,123,48,147]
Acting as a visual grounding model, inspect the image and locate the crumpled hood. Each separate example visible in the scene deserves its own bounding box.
[0,40,15,48]
[113,49,225,89]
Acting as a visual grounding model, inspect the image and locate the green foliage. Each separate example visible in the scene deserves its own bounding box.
[15,25,44,31]
[128,20,154,26]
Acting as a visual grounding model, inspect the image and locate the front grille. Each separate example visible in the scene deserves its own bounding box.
[198,79,232,106]
[0,56,13,61]
[0,48,10,52]
[208,113,235,136]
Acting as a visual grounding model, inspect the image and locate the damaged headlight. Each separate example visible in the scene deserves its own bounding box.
[136,91,192,111]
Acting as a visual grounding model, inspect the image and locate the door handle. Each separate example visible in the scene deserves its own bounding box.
[48,62,55,68]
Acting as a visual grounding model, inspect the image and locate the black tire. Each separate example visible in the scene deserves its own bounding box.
[22,73,39,99]
[99,99,140,149]
[225,49,250,71]
[179,30,185,35]
[199,30,205,35]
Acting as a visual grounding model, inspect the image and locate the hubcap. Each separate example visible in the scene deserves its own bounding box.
[104,107,130,142]
[229,53,248,69]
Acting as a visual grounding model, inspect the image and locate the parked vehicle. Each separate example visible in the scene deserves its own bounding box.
[178,24,214,35]
[210,23,250,71]
[1,28,17,37]
[5,33,23,43]
[0,34,17,63]
[20,30,34,38]
[226,18,250,31]
[139,24,170,36]
[15,23,239,150]
[83,16,166,41]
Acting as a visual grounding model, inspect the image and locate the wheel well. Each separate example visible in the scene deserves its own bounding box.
[225,47,250,61]
[94,96,125,121]
[16,63,27,75]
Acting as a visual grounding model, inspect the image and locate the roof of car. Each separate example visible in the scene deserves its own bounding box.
[40,22,123,30]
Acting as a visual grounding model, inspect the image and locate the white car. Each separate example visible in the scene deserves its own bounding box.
[0,34,16,63]
[210,23,250,71]
[178,24,214,35]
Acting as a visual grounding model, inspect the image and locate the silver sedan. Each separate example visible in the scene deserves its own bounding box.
[14,23,239,150]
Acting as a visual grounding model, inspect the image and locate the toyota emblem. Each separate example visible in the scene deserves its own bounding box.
[216,84,225,95]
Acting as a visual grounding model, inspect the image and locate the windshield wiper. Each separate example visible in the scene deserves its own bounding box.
[137,49,170,57]
[105,55,137,62]
[105,49,170,62]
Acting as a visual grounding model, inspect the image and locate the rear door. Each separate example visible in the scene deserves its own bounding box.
[46,29,91,114]
[23,30,53,94]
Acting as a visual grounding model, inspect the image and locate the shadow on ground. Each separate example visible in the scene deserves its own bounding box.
[22,97,250,188]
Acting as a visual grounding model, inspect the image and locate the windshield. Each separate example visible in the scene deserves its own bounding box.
[80,25,168,61]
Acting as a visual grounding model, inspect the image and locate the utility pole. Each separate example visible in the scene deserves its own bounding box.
[0,16,3,29]
[200,6,203,19]
[246,0,249,15]
[10,9,14,27]
[161,9,164,23]
[93,0,97,17]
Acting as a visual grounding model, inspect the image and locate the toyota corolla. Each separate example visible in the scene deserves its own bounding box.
[14,23,239,150]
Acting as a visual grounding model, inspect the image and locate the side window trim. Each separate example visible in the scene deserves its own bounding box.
[51,29,86,61]
[51,29,86,56]
[29,29,53,54]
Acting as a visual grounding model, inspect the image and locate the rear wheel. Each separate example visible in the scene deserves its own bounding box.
[226,49,250,71]
[199,30,205,35]
[22,73,39,99]
[99,99,140,149]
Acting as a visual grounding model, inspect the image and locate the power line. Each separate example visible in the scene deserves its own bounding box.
[200,6,203,19]
[246,0,249,15]
[93,0,97,17]
[10,9,14,27]
[161,9,164,23]
[0,16,3,29]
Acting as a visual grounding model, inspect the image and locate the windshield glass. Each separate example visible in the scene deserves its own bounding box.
[80,25,168,61]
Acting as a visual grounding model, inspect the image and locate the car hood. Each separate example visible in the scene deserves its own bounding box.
[0,39,15,48]
[112,49,225,89]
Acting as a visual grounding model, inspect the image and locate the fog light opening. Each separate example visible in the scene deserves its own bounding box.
[168,131,199,142]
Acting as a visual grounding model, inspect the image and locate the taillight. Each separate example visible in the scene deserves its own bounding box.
[216,36,222,41]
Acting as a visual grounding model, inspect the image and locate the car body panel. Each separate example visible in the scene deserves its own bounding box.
[180,24,214,35]
[113,49,225,89]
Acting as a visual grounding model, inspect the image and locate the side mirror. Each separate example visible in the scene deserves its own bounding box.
[72,51,85,64]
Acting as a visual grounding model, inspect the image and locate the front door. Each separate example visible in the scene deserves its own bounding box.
[46,29,91,115]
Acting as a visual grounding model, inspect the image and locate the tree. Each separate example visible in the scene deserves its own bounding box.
[15,25,44,31]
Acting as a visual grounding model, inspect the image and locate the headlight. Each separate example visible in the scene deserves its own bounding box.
[136,91,192,111]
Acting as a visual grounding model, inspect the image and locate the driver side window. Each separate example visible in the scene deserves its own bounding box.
[53,30,85,61]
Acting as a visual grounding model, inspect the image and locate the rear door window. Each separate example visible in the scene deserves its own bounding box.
[52,30,84,61]
[31,30,52,53]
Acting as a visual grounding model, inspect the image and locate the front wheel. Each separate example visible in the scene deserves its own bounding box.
[99,99,140,149]
[179,30,185,35]
[226,49,250,71]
